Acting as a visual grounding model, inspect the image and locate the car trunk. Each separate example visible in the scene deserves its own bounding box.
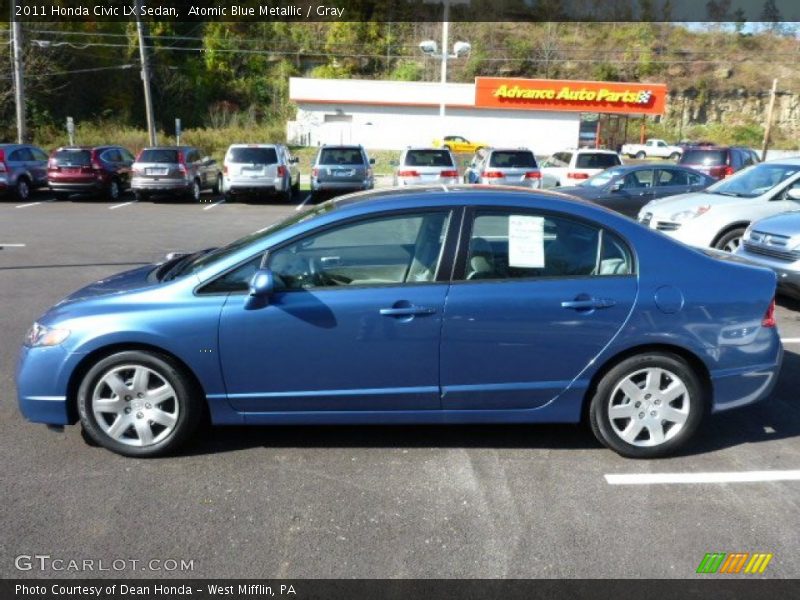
[135,149,185,183]
[226,147,280,183]
[318,148,367,184]
[49,149,94,183]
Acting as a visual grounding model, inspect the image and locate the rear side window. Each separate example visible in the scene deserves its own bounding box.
[10,148,34,162]
[52,150,92,166]
[227,147,278,164]
[488,151,537,169]
[319,148,365,165]
[404,150,454,167]
[681,150,726,165]
[138,149,179,163]
[576,153,621,169]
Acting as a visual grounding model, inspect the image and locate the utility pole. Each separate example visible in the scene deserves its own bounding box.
[439,0,449,138]
[11,10,26,143]
[136,0,157,146]
[761,78,778,162]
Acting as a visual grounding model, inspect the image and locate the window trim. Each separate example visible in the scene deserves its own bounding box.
[452,205,638,284]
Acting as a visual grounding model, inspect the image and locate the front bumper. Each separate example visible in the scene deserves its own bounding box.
[16,344,79,425]
[638,213,716,248]
[735,249,800,299]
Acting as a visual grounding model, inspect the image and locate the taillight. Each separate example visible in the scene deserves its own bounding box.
[222,164,228,175]
[48,158,58,170]
[440,170,459,178]
[0,149,5,173]
[567,172,589,180]
[723,165,734,178]
[177,151,187,175]
[90,150,102,171]
[482,171,504,178]
[398,170,420,177]
[524,171,542,179]
[762,297,776,328]
[277,165,287,177]
[312,167,319,178]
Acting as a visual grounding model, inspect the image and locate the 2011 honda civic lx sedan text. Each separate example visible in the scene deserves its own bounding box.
[17,187,782,458]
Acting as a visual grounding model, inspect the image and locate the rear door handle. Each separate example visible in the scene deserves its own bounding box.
[561,297,616,310]
[380,306,437,317]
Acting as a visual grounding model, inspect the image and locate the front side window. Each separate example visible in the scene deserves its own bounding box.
[199,255,264,294]
[30,147,48,161]
[268,212,451,291]
[622,169,654,189]
[463,211,632,281]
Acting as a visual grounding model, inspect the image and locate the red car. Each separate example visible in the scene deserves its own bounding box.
[48,145,135,201]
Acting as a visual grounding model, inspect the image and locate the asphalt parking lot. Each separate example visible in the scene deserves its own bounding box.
[1,189,799,579]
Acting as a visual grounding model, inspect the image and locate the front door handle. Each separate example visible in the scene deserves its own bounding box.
[380,306,437,317]
[561,296,616,310]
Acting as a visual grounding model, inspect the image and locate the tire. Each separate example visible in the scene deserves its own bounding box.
[107,178,121,202]
[278,188,292,203]
[14,177,31,202]
[714,227,746,253]
[669,152,681,160]
[77,350,202,458]
[589,352,705,458]
[224,191,234,203]
[212,174,222,195]
[188,179,201,202]
[134,191,149,202]
[635,151,646,159]
[443,145,451,151]
[292,176,300,195]
[53,192,71,202]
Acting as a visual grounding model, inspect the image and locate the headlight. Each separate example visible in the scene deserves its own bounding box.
[671,205,711,222]
[24,322,70,347]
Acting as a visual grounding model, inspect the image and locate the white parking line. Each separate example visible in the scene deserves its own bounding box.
[203,199,225,211]
[109,201,136,210]
[781,338,800,344]
[295,193,312,211]
[0,243,25,248]
[15,201,41,209]
[605,470,800,486]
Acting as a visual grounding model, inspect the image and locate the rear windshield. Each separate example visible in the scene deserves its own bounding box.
[681,150,727,165]
[227,147,278,164]
[404,150,454,167]
[576,153,621,169]
[138,149,179,164]
[488,151,537,168]
[52,149,91,166]
[319,148,365,165]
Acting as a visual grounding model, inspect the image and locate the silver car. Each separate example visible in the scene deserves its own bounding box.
[310,145,374,198]
[464,148,542,188]
[131,146,221,202]
[0,143,50,202]
[222,144,300,202]
[392,148,459,187]
[734,202,800,300]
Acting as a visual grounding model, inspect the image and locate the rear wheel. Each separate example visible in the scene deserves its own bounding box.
[714,227,746,252]
[212,174,222,195]
[188,179,201,202]
[77,350,202,457]
[589,352,705,458]
[53,191,71,202]
[134,191,149,202]
[14,177,31,202]
[635,151,646,159]
[107,178,121,202]
[669,152,681,160]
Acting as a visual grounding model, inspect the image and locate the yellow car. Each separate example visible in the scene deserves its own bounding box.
[432,135,488,154]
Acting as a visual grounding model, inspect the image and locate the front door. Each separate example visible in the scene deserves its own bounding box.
[440,209,638,410]
[217,210,454,412]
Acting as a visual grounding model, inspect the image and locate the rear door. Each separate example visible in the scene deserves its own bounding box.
[604,168,656,217]
[487,150,538,186]
[137,148,182,184]
[319,147,365,185]
[27,147,50,186]
[440,208,637,410]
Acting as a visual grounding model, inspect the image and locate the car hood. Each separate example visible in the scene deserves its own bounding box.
[57,264,156,305]
[748,210,800,236]
[642,191,754,215]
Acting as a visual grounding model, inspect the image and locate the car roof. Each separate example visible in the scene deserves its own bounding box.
[404,147,451,152]
[487,147,534,153]
[227,143,280,148]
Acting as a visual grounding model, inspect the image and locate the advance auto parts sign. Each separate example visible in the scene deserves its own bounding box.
[475,77,666,115]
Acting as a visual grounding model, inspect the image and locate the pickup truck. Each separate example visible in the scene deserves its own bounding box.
[621,139,683,160]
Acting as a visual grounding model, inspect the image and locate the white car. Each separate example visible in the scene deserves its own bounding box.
[540,149,622,188]
[734,211,800,300]
[637,158,800,251]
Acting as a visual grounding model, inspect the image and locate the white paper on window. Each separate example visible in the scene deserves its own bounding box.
[508,215,545,268]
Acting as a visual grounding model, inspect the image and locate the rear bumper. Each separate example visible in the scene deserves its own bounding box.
[131,178,190,193]
[223,176,285,194]
[312,179,373,192]
[48,181,106,193]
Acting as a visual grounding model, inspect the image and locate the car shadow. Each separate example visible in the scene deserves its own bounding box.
[180,349,800,458]
[777,295,800,312]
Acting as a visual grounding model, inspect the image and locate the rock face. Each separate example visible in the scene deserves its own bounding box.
[663,90,800,134]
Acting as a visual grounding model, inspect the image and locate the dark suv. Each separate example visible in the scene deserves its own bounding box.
[48,145,135,201]
[678,146,759,180]
[310,145,374,198]
[0,143,49,202]
[131,146,221,201]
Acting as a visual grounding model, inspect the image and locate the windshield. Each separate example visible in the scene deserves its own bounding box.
[227,147,278,164]
[707,163,800,198]
[583,167,625,188]
[163,201,339,280]
[488,151,537,169]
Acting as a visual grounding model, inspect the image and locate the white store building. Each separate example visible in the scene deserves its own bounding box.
[287,77,580,155]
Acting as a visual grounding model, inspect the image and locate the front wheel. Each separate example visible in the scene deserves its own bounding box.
[212,174,222,195]
[77,351,202,457]
[635,151,646,159]
[669,152,681,160]
[14,177,31,202]
[714,227,746,253]
[589,352,705,458]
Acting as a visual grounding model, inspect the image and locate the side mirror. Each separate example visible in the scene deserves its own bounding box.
[245,268,274,309]
[369,158,376,165]
[610,181,624,192]
[787,187,800,201]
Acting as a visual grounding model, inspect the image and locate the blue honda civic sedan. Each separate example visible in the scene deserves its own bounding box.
[17,186,782,458]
